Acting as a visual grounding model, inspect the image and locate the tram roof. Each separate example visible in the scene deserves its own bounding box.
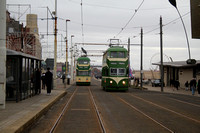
[77,56,90,61]
[106,46,127,52]
[7,49,42,61]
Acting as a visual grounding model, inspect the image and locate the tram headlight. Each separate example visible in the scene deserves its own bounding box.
[122,81,126,85]
[110,80,113,84]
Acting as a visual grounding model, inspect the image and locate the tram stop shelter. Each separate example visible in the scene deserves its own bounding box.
[6,49,42,102]
[152,60,200,88]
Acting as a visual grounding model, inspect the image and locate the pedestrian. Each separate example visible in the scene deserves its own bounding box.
[62,73,66,84]
[197,79,200,94]
[35,68,41,94]
[174,80,180,90]
[190,78,196,95]
[41,73,46,89]
[45,67,53,95]
[185,81,189,91]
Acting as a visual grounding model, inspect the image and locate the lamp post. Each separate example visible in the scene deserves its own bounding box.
[169,0,193,63]
[65,19,70,76]
[70,35,74,83]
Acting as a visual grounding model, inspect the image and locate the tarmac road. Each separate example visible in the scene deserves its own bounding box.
[28,79,200,133]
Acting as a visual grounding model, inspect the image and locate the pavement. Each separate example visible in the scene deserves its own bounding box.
[0,79,71,133]
[0,79,199,133]
[143,85,200,97]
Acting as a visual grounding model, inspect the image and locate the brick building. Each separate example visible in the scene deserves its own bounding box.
[6,11,41,59]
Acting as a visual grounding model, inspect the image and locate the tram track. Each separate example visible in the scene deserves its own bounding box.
[88,87,107,133]
[109,92,174,133]
[128,93,200,124]
[49,88,78,133]
[49,86,106,133]
[107,90,200,133]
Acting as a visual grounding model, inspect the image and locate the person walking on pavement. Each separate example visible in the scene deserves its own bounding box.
[197,79,200,94]
[62,73,66,84]
[185,81,189,91]
[35,68,41,94]
[190,78,196,95]
[45,67,53,95]
[41,73,46,89]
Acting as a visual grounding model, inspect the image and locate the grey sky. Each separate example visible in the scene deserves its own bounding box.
[6,0,200,70]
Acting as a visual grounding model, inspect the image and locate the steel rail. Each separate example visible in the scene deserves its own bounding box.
[88,87,106,133]
[49,88,77,133]
[129,93,200,124]
[168,97,200,108]
[110,93,174,133]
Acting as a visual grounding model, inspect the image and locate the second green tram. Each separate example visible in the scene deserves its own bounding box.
[76,56,91,85]
[101,46,129,91]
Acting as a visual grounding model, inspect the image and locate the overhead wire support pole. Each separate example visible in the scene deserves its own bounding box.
[128,38,130,87]
[53,0,58,89]
[81,0,84,43]
[140,28,143,89]
[160,16,164,92]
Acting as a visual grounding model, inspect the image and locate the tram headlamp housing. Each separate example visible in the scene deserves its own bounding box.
[110,80,113,84]
[122,81,126,85]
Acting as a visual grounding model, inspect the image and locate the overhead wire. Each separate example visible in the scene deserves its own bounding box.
[114,0,145,38]
[130,11,190,39]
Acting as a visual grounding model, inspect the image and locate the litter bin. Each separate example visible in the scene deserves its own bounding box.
[67,75,71,85]
[67,78,70,85]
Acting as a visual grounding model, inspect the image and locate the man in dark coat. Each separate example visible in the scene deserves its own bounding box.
[45,67,53,95]
[62,73,66,84]
[190,78,196,95]
[35,68,41,94]
[197,79,200,94]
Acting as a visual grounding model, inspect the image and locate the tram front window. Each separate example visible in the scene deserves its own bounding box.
[110,52,118,58]
[118,52,125,58]
[110,68,117,76]
[78,71,89,76]
[118,68,126,76]
[79,60,89,64]
[110,51,126,58]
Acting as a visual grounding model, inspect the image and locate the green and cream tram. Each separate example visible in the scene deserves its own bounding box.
[101,46,129,91]
[76,56,91,85]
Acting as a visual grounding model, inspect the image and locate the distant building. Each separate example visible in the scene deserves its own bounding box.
[153,60,200,88]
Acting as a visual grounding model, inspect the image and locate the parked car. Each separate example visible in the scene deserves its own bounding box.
[151,79,165,87]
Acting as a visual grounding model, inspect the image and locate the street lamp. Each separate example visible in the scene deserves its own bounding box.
[65,19,70,76]
[168,0,196,64]
[70,35,74,83]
